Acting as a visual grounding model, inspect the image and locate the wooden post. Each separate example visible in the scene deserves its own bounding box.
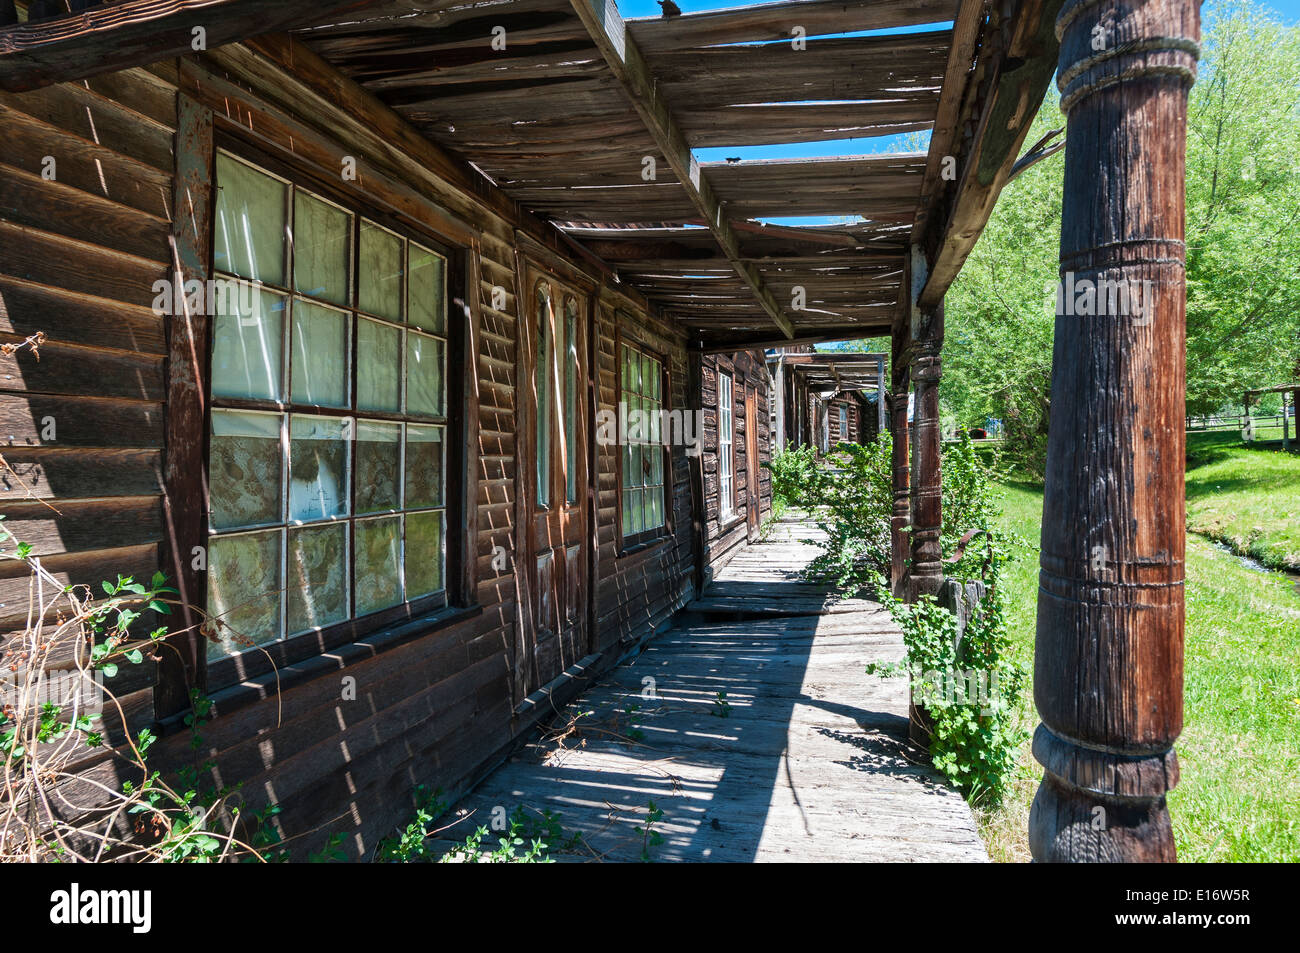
[1030,0,1200,862]
[156,94,213,719]
[1283,390,1290,451]
[908,324,943,602]
[889,320,911,598]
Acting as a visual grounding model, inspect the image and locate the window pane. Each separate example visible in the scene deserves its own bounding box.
[628,488,643,534]
[209,410,282,530]
[535,286,552,507]
[621,345,631,391]
[647,397,662,447]
[405,424,444,509]
[564,299,578,504]
[355,516,403,614]
[211,285,285,401]
[288,415,349,522]
[647,486,661,530]
[357,318,401,412]
[631,441,644,491]
[621,489,633,536]
[356,420,401,514]
[359,221,403,321]
[214,154,286,286]
[622,441,634,489]
[408,243,446,333]
[287,523,348,634]
[291,299,348,407]
[293,191,351,306]
[207,529,281,659]
[406,332,445,417]
[405,510,444,599]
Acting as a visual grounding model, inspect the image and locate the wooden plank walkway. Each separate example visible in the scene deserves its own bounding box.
[436,517,988,862]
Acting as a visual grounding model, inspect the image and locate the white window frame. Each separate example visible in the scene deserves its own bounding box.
[719,372,734,519]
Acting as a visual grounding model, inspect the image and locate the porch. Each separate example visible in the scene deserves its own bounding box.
[433,517,986,862]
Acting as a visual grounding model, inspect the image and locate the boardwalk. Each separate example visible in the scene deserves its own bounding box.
[437,518,988,862]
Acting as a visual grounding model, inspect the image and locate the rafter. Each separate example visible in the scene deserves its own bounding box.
[567,0,794,339]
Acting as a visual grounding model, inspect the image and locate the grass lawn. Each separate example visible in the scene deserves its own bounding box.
[977,477,1300,862]
[1185,432,1300,570]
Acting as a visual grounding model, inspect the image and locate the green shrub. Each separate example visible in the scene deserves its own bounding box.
[766,444,820,512]
[801,431,1016,593]
[873,585,1026,806]
[803,435,895,589]
[791,431,1028,805]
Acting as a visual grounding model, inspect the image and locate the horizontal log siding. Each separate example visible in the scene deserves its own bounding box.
[0,64,179,762]
[0,40,771,858]
[700,351,771,575]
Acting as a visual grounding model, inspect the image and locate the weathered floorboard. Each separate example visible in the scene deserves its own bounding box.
[438,517,986,862]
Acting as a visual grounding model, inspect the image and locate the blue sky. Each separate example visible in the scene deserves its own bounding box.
[618,0,1300,225]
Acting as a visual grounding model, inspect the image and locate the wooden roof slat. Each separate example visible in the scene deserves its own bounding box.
[678,100,937,148]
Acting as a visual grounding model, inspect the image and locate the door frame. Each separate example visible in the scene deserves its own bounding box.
[513,250,596,704]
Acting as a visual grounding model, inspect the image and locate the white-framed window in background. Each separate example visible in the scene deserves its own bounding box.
[719,372,734,518]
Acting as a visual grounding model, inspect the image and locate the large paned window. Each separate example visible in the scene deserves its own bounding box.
[620,341,665,545]
[206,151,450,662]
[718,372,734,519]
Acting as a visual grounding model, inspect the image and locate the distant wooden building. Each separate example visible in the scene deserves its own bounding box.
[769,349,887,453]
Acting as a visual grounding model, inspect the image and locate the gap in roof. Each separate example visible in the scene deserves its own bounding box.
[696,131,929,163]
[619,0,952,29]
[758,215,864,227]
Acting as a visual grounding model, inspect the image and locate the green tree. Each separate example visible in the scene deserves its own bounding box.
[941,0,1300,468]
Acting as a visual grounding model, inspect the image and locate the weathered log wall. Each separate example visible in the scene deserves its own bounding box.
[700,351,770,577]
[0,39,774,856]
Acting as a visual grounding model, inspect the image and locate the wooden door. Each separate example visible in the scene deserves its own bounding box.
[745,386,760,539]
[522,270,591,696]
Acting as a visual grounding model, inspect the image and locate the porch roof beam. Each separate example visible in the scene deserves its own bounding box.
[916,0,1063,310]
[568,0,795,339]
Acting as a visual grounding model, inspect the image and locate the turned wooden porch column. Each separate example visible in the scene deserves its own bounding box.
[1030,0,1200,863]
[908,310,944,601]
[889,321,911,598]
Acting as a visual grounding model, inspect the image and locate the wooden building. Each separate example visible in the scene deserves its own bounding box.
[0,0,1197,862]
[769,349,886,453]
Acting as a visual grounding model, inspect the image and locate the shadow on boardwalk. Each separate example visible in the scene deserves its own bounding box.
[436,517,987,862]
